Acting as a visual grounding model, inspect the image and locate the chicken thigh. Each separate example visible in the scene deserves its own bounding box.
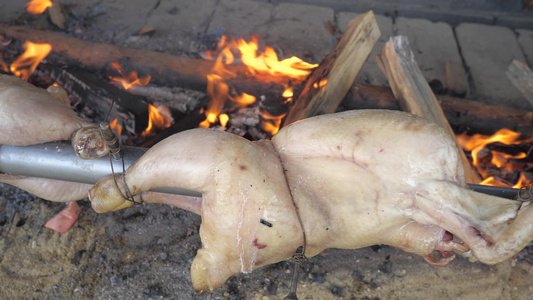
[0,74,108,201]
[89,109,533,292]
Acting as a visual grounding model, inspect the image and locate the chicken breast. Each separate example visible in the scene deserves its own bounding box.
[89,109,533,292]
[0,74,108,201]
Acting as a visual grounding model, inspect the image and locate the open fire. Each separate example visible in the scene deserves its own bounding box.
[199,35,318,135]
[458,129,533,188]
[108,62,172,139]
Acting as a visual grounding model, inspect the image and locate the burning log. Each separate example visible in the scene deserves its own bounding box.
[36,64,149,134]
[283,11,381,126]
[377,36,482,184]
[347,84,533,136]
[0,23,291,91]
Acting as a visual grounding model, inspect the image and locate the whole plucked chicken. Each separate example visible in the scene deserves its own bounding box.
[0,74,109,201]
[89,108,533,292]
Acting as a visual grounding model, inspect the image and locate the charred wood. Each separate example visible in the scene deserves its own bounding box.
[0,24,292,91]
[112,84,206,114]
[139,111,205,148]
[36,64,148,134]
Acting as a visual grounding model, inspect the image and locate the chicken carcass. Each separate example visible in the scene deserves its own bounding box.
[0,74,108,201]
[89,109,533,292]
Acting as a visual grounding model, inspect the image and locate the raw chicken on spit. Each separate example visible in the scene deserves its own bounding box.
[0,74,109,201]
[89,109,533,292]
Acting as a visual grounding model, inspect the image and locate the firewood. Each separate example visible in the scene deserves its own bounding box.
[506,59,533,108]
[112,84,206,114]
[0,24,291,91]
[36,64,149,134]
[377,36,482,184]
[445,60,468,96]
[347,84,533,135]
[1,24,529,138]
[283,11,381,126]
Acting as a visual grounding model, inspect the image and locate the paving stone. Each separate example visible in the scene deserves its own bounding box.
[456,23,528,109]
[338,12,393,86]
[265,3,335,63]
[59,0,103,16]
[516,29,533,67]
[396,17,464,92]
[143,0,217,55]
[85,0,154,42]
[208,0,273,37]
[0,1,26,23]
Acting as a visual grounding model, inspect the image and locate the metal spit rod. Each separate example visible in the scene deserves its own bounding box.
[0,141,202,197]
[0,141,522,199]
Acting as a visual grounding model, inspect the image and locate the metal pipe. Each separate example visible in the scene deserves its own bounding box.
[0,142,523,199]
[467,184,520,199]
[0,141,202,197]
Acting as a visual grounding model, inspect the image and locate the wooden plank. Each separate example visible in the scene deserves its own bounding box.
[506,59,533,108]
[445,60,468,96]
[377,36,482,184]
[283,11,381,126]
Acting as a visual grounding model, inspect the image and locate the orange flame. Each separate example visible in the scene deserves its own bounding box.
[10,41,52,80]
[25,0,52,15]
[260,110,286,136]
[236,36,318,80]
[109,62,151,90]
[200,35,317,133]
[109,118,122,139]
[199,74,230,128]
[229,92,256,106]
[141,104,172,138]
[457,128,532,188]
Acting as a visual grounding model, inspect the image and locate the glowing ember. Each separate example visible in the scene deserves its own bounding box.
[25,0,52,15]
[109,62,151,90]
[457,128,533,188]
[10,41,52,81]
[109,118,122,139]
[141,104,172,138]
[200,35,317,133]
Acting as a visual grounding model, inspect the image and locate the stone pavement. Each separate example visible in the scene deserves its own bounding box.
[1,0,532,110]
